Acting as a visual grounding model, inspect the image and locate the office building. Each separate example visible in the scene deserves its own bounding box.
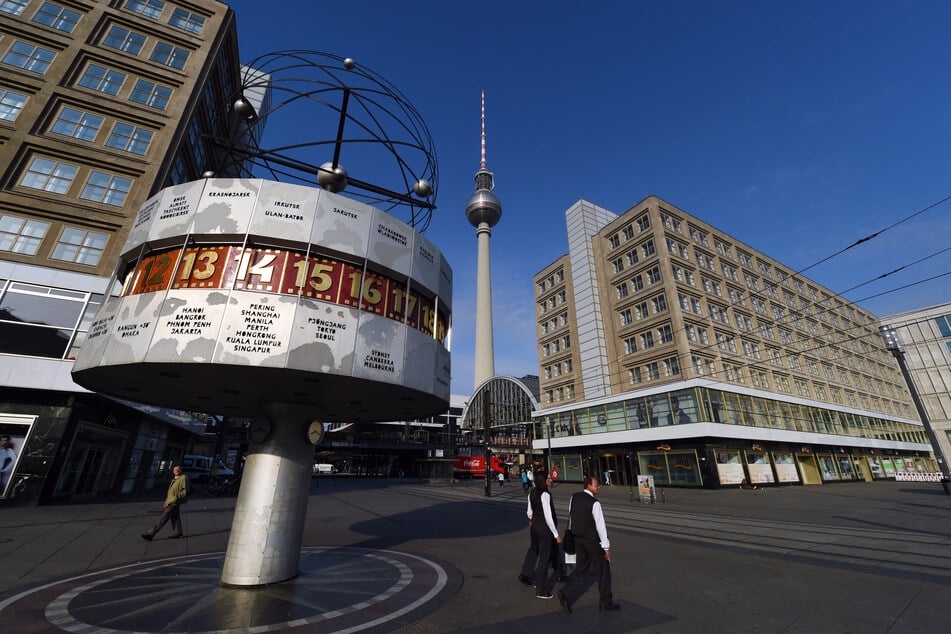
[533,196,933,487]
[0,0,253,504]
[879,302,951,471]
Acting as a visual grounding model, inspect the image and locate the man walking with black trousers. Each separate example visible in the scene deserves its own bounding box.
[141,465,188,540]
[518,470,562,599]
[558,475,620,613]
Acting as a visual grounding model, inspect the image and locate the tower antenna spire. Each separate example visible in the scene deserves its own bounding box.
[480,89,487,170]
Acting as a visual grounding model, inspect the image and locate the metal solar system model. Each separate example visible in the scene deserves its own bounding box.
[72,51,450,586]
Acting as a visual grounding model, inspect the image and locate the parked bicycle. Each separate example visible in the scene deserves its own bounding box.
[206,475,240,496]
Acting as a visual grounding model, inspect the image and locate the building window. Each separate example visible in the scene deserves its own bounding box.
[646,265,662,284]
[663,356,681,376]
[619,308,633,326]
[636,214,650,232]
[651,294,667,313]
[611,257,624,274]
[51,107,104,142]
[645,361,660,380]
[615,281,628,299]
[103,25,147,55]
[622,225,635,240]
[634,301,648,320]
[20,157,78,194]
[32,2,82,33]
[105,122,153,155]
[564,359,572,372]
[0,88,27,121]
[658,324,673,343]
[623,336,637,355]
[51,227,108,266]
[169,7,205,33]
[2,41,56,75]
[79,171,132,206]
[640,331,654,349]
[629,367,642,384]
[129,79,172,110]
[0,214,50,255]
[640,239,656,258]
[78,64,126,95]
[607,233,620,249]
[125,0,164,19]
[150,41,189,69]
[0,0,28,16]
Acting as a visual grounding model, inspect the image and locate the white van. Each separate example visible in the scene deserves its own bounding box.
[181,455,234,483]
[313,463,335,475]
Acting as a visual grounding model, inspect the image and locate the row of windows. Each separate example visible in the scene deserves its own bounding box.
[536,387,922,443]
[659,208,873,328]
[1,0,206,36]
[542,358,573,380]
[622,323,674,355]
[605,212,650,250]
[538,289,566,313]
[628,355,681,384]
[686,354,910,418]
[541,334,571,357]
[539,311,569,335]
[0,41,176,112]
[544,384,576,404]
[102,23,191,70]
[19,156,132,208]
[0,213,109,266]
[537,268,564,294]
[618,293,667,326]
[0,278,104,360]
[125,0,206,34]
[50,106,154,155]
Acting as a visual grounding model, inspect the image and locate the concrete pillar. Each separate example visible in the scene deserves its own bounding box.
[220,402,315,586]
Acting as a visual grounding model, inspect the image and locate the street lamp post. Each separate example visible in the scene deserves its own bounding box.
[880,326,951,494]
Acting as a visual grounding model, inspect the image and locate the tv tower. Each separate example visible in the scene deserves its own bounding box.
[465,90,503,389]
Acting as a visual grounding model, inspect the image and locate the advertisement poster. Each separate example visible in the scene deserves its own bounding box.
[637,474,655,503]
[0,416,34,499]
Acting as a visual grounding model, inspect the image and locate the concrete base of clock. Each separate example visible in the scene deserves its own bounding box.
[220,402,316,586]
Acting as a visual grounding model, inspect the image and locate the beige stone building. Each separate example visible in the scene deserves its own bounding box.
[0,0,254,505]
[533,196,935,488]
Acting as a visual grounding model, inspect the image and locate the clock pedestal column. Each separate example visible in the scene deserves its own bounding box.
[221,402,316,586]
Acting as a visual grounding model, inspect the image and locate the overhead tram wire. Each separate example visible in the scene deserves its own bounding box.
[603,192,951,375]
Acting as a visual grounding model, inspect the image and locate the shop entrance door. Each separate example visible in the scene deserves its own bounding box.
[796,454,822,485]
[852,456,873,482]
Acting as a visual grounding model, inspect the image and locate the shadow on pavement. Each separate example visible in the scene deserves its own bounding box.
[449,600,675,633]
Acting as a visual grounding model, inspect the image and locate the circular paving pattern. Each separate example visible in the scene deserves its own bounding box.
[0,547,458,633]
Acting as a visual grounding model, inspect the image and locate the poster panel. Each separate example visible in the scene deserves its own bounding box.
[188,178,259,237]
[368,206,413,278]
[745,451,775,484]
[351,312,406,385]
[402,327,437,395]
[146,289,229,363]
[248,181,319,247]
[772,451,800,483]
[0,415,34,499]
[411,232,440,296]
[637,474,656,503]
[716,462,745,485]
[312,190,373,260]
[286,297,359,376]
[71,299,119,372]
[213,291,297,367]
[144,179,208,244]
[97,293,164,366]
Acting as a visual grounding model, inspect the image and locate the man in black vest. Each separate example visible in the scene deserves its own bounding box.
[518,469,562,599]
[557,475,620,612]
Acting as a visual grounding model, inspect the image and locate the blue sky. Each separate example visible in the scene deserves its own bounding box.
[224,0,951,396]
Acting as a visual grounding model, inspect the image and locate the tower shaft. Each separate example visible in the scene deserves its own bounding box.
[473,223,495,388]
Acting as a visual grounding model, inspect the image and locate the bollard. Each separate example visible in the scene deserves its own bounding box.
[660,489,667,504]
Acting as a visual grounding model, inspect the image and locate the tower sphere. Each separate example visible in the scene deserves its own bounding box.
[318,162,348,193]
[465,189,502,227]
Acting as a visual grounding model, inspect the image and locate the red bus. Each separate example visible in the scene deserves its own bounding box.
[453,455,506,478]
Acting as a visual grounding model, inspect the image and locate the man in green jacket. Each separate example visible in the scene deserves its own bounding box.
[142,465,188,540]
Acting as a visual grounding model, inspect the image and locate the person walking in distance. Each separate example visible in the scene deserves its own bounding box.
[557,475,620,613]
[141,465,189,540]
[518,470,562,600]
